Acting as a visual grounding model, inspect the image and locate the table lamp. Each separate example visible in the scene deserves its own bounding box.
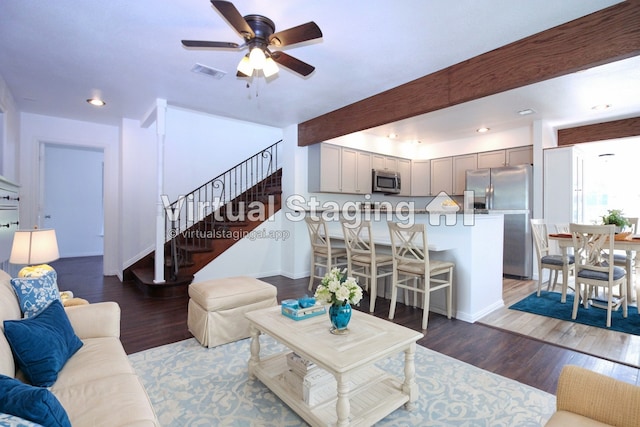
[9,228,60,277]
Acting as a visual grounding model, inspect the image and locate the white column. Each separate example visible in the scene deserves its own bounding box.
[154,99,167,283]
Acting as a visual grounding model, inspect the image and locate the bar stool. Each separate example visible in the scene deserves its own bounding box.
[387,221,454,330]
[305,216,347,291]
[341,218,393,313]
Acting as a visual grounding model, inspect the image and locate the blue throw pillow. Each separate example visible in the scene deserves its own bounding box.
[3,300,83,387]
[10,271,60,318]
[0,374,70,427]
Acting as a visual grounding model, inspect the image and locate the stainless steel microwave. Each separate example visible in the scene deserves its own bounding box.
[371,169,401,194]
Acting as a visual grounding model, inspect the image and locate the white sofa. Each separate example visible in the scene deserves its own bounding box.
[0,270,159,426]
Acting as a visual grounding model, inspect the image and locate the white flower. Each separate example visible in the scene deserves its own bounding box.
[314,268,363,306]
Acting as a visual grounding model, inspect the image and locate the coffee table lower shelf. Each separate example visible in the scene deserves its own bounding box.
[251,352,409,427]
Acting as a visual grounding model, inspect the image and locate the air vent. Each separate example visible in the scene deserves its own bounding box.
[191,63,226,79]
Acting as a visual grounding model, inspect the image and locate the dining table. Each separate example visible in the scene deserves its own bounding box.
[548,232,640,302]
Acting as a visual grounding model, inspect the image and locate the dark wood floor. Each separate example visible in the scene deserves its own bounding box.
[52,256,640,395]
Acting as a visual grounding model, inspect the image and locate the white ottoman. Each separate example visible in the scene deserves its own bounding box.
[187,276,278,348]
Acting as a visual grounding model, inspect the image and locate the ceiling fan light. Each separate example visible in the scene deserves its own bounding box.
[237,56,254,76]
[263,57,279,77]
[249,47,266,70]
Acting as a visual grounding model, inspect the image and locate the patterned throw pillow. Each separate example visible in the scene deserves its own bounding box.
[10,271,60,318]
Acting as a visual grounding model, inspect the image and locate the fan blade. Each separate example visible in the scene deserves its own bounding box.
[269,22,322,47]
[210,0,254,39]
[271,51,315,76]
[182,40,239,49]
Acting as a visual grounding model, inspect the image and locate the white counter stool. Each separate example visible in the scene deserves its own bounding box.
[387,221,454,330]
[305,216,347,291]
[341,218,393,313]
[188,276,278,348]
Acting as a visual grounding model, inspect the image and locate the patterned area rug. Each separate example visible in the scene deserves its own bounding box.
[129,337,554,426]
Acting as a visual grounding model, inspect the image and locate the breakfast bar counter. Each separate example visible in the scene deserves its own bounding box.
[321,211,504,323]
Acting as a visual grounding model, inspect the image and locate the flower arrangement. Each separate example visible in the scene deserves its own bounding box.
[314,268,363,306]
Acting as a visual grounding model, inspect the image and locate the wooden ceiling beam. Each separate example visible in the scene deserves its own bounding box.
[558,116,640,146]
[298,1,640,147]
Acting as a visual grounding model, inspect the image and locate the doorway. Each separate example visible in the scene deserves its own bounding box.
[40,143,104,257]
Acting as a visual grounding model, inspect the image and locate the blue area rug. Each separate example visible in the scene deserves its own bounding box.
[129,336,554,426]
[509,291,640,335]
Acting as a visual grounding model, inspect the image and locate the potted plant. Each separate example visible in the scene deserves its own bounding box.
[601,209,630,232]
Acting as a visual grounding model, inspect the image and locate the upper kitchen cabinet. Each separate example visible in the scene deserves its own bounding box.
[430,157,453,195]
[478,146,533,168]
[411,160,431,196]
[372,154,397,172]
[506,146,533,166]
[341,148,372,194]
[453,153,477,195]
[308,143,372,194]
[308,143,341,192]
[477,150,506,168]
[397,158,411,196]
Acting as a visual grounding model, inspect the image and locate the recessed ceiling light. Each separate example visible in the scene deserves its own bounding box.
[387,133,398,139]
[517,108,536,116]
[476,127,490,133]
[592,104,611,111]
[86,98,106,107]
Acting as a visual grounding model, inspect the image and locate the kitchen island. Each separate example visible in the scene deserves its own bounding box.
[321,211,504,323]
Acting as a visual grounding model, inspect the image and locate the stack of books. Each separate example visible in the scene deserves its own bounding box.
[283,352,336,406]
[281,299,326,321]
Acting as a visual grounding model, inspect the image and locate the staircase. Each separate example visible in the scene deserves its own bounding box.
[125,141,283,297]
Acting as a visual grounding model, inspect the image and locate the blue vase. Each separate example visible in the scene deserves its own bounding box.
[329,302,352,332]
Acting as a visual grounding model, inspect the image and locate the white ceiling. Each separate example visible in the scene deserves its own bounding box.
[0,0,637,144]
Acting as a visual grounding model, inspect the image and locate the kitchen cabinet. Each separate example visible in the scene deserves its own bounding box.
[397,158,411,196]
[411,160,431,196]
[477,150,506,168]
[308,143,372,194]
[341,148,372,194]
[372,154,397,172]
[477,146,533,168]
[453,153,477,195]
[308,143,341,192]
[506,146,533,166]
[543,146,584,225]
[430,157,453,195]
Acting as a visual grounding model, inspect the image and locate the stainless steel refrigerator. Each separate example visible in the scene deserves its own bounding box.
[465,164,533,278]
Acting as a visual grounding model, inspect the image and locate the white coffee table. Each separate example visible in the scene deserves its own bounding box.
[245,306,423,427]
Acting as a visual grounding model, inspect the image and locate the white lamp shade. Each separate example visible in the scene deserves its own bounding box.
[263,57,279,77]
[248,47,266,70]
[9,229,60,265]
[237,55,254,77]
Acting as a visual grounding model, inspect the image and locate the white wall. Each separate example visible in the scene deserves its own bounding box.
[326,126,533,161]
[19,113,120,275]
[163,107,283,200]
[120,118,157,271]
[0,74,19,181]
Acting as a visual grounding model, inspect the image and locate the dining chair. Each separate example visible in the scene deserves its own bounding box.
[530,219,575,302]
[305,216,347,291]
[611,217,638,302]
[387,221,454,330]
[340,218,393,313]
[570,223,627,328]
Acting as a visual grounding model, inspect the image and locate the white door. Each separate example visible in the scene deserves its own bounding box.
[41,143,104,258]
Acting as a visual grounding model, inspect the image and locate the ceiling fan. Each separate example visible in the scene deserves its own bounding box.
[182,0,323,78]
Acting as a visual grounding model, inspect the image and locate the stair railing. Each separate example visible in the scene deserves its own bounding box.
[164,140,282,279]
